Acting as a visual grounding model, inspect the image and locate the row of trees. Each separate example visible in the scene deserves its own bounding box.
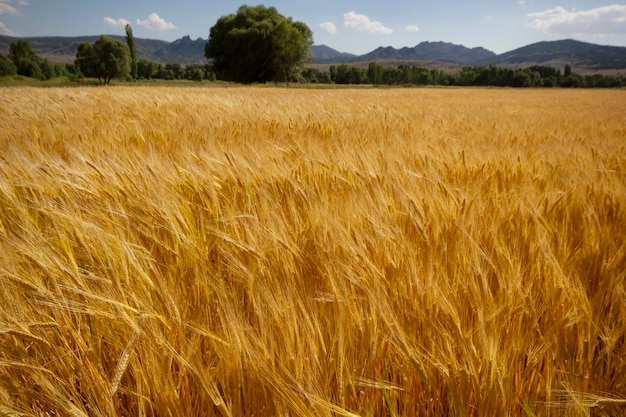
[2,36,622,88]
[135,60,215,81]
[0,39,216,83]
[2,6,313,85]
[73,29,216,83]
[301,63,624,88]
[1,3,622,88]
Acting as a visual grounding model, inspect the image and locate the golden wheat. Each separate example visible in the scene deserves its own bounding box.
[0,86,625,416]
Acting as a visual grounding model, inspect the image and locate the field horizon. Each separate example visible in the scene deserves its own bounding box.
[1,87,625,416]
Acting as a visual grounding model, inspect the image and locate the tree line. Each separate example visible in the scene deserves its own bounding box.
[2,36,623,88]
[301,62,624,88]
[0,37,216,83]
[1,6,310,85]
[1,2,623,88]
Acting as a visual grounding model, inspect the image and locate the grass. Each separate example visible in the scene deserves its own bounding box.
[0,87,625,416]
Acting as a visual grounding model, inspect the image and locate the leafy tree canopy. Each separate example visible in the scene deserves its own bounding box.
[5,40,66,80]
[8,40,42,78]
[205,5,313,83]
[75,36,130,85]
[0,54,18,77]
[9,40,38,63]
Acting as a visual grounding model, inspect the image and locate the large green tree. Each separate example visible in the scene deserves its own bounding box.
[205,5,313,83]
[75,36,130,84]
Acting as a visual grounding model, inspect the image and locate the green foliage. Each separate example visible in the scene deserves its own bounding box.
[300,68,330,83]
[13,56,42,79]
[137,59,159,79]
[7,40,65,80]
[0,54,17,76]
[190,67,204,82]
[321,61,623,88]
[333,64,367,84]
[125,24,138,80]
[9,40,38,63]
[564,64,572,77]
[9,40,43,79]
[367,62,383,85]
[164,63,184,79]
[75,36,131,84]
[560,75,581,88]
[205,5,313,83]
[39,58,59,80]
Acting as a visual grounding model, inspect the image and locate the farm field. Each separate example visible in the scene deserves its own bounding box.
[0,87,625,416]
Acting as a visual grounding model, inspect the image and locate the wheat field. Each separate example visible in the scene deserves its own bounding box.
[0,86,625,416]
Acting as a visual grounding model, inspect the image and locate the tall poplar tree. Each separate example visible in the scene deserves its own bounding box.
[125,24,138,80]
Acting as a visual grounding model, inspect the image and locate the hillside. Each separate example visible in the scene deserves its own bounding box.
[0,34,206,65]
[310,45,355,61]
[1,34,625,73]
[357,41,496,65]
[317,39,626,74]
[486,39,626,71]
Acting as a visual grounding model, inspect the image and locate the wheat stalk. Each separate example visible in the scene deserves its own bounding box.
[109,324,142,397]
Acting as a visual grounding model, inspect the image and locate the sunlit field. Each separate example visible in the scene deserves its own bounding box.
[0,86,625,416]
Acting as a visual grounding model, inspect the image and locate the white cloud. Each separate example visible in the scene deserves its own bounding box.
[518,0,526,5]
[405,25,420,33]
[343,11,393,35]
[527,4,626,35]
[320,21,337,34]
[103,16,131,29]
[0,0,20,16]
[136,12,176,31]
[0,21,19,36]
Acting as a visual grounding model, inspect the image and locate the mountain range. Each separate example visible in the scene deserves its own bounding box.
[1,34,625,74]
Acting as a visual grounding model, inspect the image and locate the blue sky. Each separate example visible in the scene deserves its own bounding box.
[1,1,626,54]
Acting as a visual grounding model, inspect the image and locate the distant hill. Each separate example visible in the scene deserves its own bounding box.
[1,34,625,73]
[358,42,496,65]
[485,39,626,71]
[0,34,206,65]
[315,39,626,74]
[310,45,355,61]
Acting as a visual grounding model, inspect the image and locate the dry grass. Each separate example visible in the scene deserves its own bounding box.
[0,86,625,416]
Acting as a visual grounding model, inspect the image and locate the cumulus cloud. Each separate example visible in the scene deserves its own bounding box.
[343,11,393,35]
[0,0,26,35]
[320,21,337,34]
[136,12,176,31]
[0,21,19,36]
[103,16,131,29]
[405,25,420,33]
[527,4,626,35]
[0,0,21,16]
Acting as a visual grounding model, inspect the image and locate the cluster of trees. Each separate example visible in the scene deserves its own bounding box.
[0,40,68,79]
[301,62,624,88]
